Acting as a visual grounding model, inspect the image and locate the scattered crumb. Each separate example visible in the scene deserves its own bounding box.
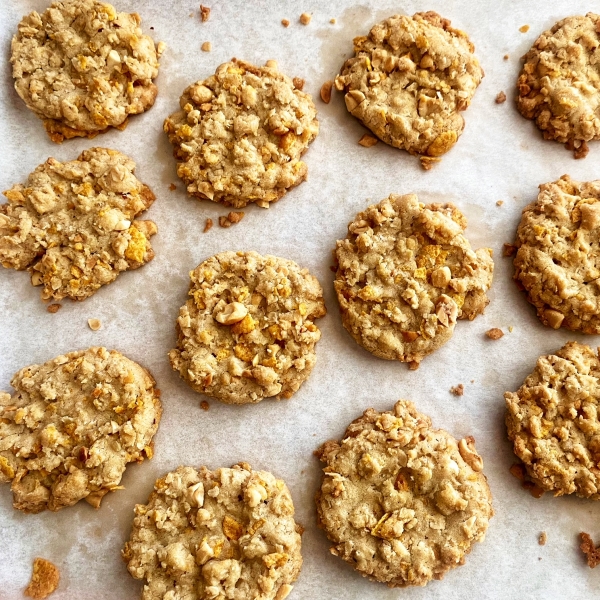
[470,379,475,384]
[522,480,545,498]
[200,4,211,22]
[201,41,211,52]
[539,532,547,546]
[293,77,305,91]
[219,211,245,228]
[189,12,194,17]
[508,326,514,333]
[24,558,60,600]
[503,243,516,257]
[47,304,61,314]
[496,200,504,206]
[281,18,290,27]
[509,463,526,481]
[204,218,213,233]
[581,532,600,568]
[265,59,278,69]
[485,328,504,340]
[330,18,336,24]
[300,12,312,25]
[503,54,509,60]
[408,361,419,371]
[320,80,333,104]
[200,400,210,411]
[169,183,177,191]
[420,156,441,170]
[450,384,464,397]
[88,318,102,331]
[495,91,507,104]
[156,41,167,57]
[358,134,379,147]
[519,24,530,33]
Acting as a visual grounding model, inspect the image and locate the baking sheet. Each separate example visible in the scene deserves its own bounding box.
[1,0,600,598]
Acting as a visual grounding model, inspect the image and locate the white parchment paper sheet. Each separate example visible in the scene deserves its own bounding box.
[1,1,600,598]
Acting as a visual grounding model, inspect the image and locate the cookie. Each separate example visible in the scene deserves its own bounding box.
[513,175,600,333]
[334,194,494,367]
[315,400,493,587]
[169,251,326,404]
[517,14,600,159]
[164,59,319,208]
[0,347,161,513]
[123,463,302,600]
[334,12,483,162]
[505,341,600,499]
[11,0,161,142]
[0,147,157,302]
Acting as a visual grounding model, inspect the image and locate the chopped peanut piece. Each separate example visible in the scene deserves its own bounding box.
[485,327,504,340]
[519,24,530,33]
[204,218,213,233]
[88,318,102,331]
[219,212,245,228]
[503,54,509,60]
[24,558,60,599]
[358,134,378,147]
[495,91,507,104]
[200,5,210,21]
[299,12,312,25]
[330,18,336,24]
[293,77,305,91]
[281,18,290,27]
[201,41,211,52]
[320,80,333,104]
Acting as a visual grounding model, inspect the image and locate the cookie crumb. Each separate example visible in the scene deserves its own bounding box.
[408,361,420,370]
[24,558,60,599]
[88,318,102,331]
[281,18,290,27]
[330,18,336,24]
[219,212,245,228]
[320,80,333,104]
[420,156,441,170]
[169,183,177,191]
[204,218,213,233]
[293,77,305,91]
[47,304,61,314]
[200,5,211,22]
[508,326,514,333]
[509,463,526,481]
[503,54,509,60]
[539,531,547,546]
[495,91,507,104]
[200,400,210,411]
[522,480,545,498]
[485,328,504,340]
[450,384,464,396]
[470,379,475,384]
[201,41,211,52]
[300,12,312,25]
[519,24,530,33]
[496,200,504,206]
[156,41,167,57]
[358,134,379,147]
[502,243,516,257]
[581,532,600,568]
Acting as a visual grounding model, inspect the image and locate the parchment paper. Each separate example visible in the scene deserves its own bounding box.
[1,1,600,598]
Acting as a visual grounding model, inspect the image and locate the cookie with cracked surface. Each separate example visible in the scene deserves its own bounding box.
[513,175,600,333]
[334,194,494,367]
[0,147,157,302]
[0,347,161,513]
[315,400,493,587]
[517,14,600,159]
[505,341,600,499]
[164,59,319,208]
[334,12,483,162]
[11,0,160,142]
[123,463,302,600]
[169,251,326,404]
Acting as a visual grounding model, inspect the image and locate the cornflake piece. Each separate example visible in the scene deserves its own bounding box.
[281,19,290,27]
[320,80,333,104]
[450,384,464,396]
[47,304,61,314]
[300,12,312,25]
[485,328,504,340]
[539,531,547,546]
[358,134,378,147]
[200,5,210,21]
[218,211,245,228]
[581,532,600,567]
[88,318,102,331]
[24,558,60,600]
[201,41,211,52]
[204,218,213,233]
[495,91,507,104]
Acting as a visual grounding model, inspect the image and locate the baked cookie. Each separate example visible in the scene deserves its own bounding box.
[517,14,600,159]
[315,400,493,587]
[164,59,319,208]
[169,251,326,404]
[506,342,600,499]
[0,147,157,302]
[11,0,161,142]
[0,347,161,513]
[334,194,494,368]
[513,175,600,333]
[123,463,302,600]
[334,12,483,165]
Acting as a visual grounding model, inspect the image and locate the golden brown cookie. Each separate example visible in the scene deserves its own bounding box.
[334,194,494,367]
[334,12,483,163]
[11,0,161,142]
[0,347,161,513]
[517,14,600,158]
[513,175,600,333]
[123,463,302,600]
[316,400,493,587]
[164,59,319,208]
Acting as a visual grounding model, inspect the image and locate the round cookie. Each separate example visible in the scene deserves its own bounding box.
[513,175,600,333]
[517,14,600,159]
[11,0,161,143]
[169,251,326,404]
[505,342,600,499]
[0,347,161,513]
[0,147,157,302]
[315,400,493,587]
[164,59,319,208]
[123,463,302,600]
[334,12,483,166]
[334,194,494,368]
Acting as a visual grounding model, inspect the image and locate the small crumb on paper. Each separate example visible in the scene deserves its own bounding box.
[495,91,507,104]
[88,318,102,331]
[450,384,464,396]
[300,12,312,25]
[169,183,177,191]
[204,218,213,233]
[200,5,210,22]
[420,156,441,170]
[330,18,336,24]
[320,80,333,103]
[539,532,547,546]
[200,400,210,411]
[358,134,378,147]
[156,41,167,57]
[265,59,278,69]
[47,304,61,314]
[519,24,530,33]
[581,532,600,568]
[508,326,514,333]
[522,480,545,498]
[496,200,504,206]
[281,18,290,27]
[503,54,509,60]
[24,558,60,600]
[219,212,245,228]
[503,243,516,257]
[201,41,211,52]
[486,328,504,340]
[293,77,305,91]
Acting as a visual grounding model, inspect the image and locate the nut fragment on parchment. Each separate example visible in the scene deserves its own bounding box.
[485,328,504,340]
[200,5,210,21]
[88,318,102,331]
[300,12,312,25]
